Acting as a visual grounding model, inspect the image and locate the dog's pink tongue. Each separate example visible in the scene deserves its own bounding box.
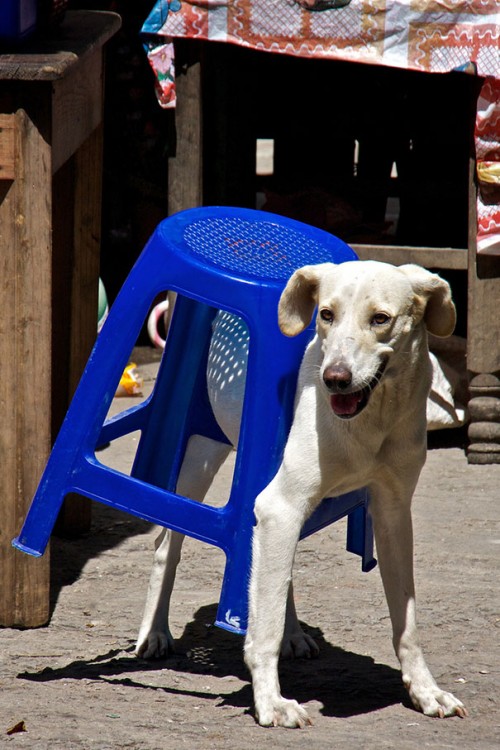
[330,392,362,416]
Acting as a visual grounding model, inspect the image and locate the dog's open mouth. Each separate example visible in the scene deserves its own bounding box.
[330,361,387,419]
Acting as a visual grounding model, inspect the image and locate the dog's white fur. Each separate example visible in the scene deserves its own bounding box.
[135,260,466,726]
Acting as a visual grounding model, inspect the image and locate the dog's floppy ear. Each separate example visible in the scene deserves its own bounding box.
[399,264,456,337]
[278,263,333,337]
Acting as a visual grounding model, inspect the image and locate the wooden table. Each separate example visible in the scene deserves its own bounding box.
[167,41,500,465]
[153,1,499,463]
[0,10,121,627]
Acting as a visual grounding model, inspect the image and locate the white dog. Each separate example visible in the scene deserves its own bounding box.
[136,260,466,727]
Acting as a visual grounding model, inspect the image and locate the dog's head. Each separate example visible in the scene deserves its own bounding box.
[278,260,456,419]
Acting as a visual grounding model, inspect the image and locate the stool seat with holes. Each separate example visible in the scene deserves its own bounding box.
[13,206,376,634]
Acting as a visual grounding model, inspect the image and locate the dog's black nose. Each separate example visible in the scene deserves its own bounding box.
[323,365,352,391]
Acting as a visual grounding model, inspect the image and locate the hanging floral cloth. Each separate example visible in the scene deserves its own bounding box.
[141,0,181,107]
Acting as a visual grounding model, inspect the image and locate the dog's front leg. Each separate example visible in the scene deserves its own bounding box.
[244,477,313,728]
[370,486,466,718]
[136,436,231,659]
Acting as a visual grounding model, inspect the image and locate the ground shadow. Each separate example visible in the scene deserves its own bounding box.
[427,425,468,450]
[18,603,410,720]
[49,502,154,616]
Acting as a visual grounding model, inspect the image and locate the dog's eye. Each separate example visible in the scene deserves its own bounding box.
[371,313,391,326]
[319,308,334,323]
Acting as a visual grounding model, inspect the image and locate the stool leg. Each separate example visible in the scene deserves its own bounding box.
[215,523,254,634]
[13,263,158,556]
[136,435,232,658]
[346,503,377,572]
[215,316,305,634]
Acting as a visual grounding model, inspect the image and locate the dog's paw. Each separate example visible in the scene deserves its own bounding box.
[256,697,312,728]
[135,630,175,660]
[406,680,467,718]
[280,630,320,660]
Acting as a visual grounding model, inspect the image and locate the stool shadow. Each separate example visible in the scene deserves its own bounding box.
[50,502,153,615]
[176,604,410,717]
[19,602,410,720]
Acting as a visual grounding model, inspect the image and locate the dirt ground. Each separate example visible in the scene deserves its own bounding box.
[1,354,499,750]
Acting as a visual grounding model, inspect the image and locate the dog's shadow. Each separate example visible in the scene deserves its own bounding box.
[18,603,410,719]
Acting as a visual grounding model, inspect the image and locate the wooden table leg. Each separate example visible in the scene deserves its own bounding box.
[467,252,500,464]
[168,44,203,214]
[466,155,500,464]
[168,42,259,212]
[0,110,51,627]
[53,125,102,536]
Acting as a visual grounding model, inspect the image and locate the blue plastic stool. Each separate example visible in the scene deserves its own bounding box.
[13,206,376,634]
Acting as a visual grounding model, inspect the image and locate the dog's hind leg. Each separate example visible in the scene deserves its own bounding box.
[369,484,467,718]
[135,525,182,659]
[281,582,320,660]
[135,435,232,659]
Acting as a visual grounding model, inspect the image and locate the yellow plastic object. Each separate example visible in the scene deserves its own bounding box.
[115,363,143,397]
[477,161,500,185]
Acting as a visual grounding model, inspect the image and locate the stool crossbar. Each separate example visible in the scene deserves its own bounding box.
[13,206,376,635]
